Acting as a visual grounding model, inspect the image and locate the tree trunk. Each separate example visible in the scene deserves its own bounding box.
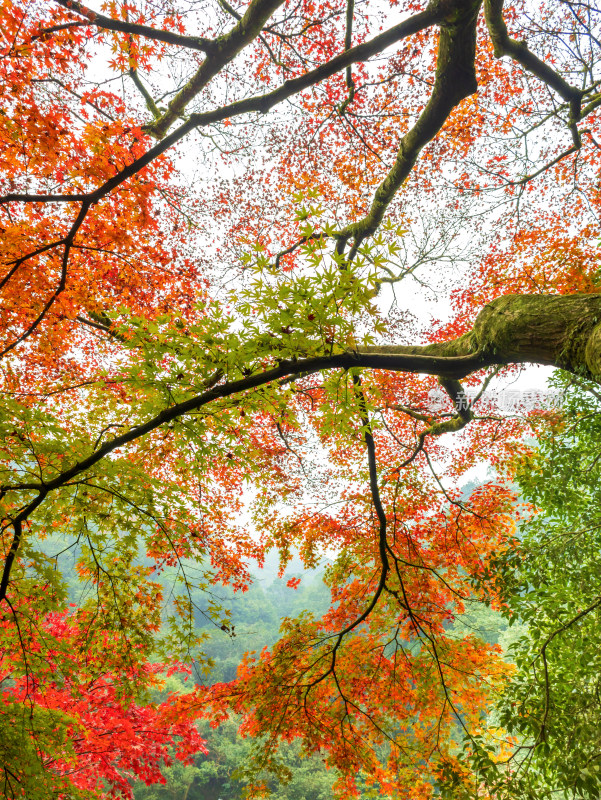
[362,294,601,380]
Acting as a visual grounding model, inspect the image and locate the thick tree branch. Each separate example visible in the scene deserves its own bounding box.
[338,0,481,250]
[30,20,89,41]
[364,293,601,377]
[0,193,87,204]
[338,0,356,115]
[147,0,289,137]
[53,0,214,53]
[147,0,443,137]
[129,67,162,120]
[484,0,583,117]
[217,0,286,72]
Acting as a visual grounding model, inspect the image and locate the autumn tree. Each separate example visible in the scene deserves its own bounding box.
[2,0,601,796]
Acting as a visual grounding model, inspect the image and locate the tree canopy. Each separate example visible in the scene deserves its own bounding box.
[2,0,601,797]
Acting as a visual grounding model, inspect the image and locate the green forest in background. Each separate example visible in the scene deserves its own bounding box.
[134,557,336,800]
[134,553,516,800]
[43,513,513,800]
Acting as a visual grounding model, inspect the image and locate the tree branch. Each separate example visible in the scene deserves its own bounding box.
[147,0,289,138]
[53,0,214,53]
[484,0,583,118]
[337,0,481,252]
